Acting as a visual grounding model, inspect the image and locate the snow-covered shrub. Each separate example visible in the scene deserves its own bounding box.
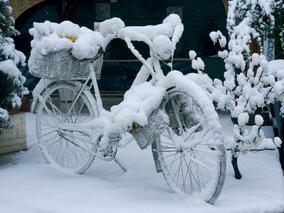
[227,0,282,47]
[189,0,284,153]
[0,0,25,64]
[187,1,283,180]
[222,0,283,152]
[0,0,27,134]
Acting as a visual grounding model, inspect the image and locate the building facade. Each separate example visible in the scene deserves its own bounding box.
[11,0,228,91]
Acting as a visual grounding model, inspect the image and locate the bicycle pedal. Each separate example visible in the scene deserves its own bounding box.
[109,132,121,144]
[97,133,121,161]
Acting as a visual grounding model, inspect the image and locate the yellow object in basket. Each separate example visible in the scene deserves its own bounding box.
[128,122,141,133]
[61,35,77,42]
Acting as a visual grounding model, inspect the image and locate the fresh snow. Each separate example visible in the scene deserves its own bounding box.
[209,31,226,48]
[0,113,283,213]
[99,17,125,37]
[237,113,249,126]
[29,14,183,64]
[110,82,165,128]
[254,114,264,126]
[0,59,26,88]
[191,57,205,72]
[268,60,284,80]
[29,21,104,60]
[188,50,197,60]
[0,38,26,65]
[0,60,28,112]
[0,108,8,122]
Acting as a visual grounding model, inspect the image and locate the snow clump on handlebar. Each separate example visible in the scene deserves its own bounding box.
[152,35,175,60]
[99,17,125,37]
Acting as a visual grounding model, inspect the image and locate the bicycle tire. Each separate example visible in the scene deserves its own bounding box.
[152,86,226,204]
[35,81,99,173]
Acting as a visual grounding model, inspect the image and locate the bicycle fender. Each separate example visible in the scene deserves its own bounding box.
[162,71,220,131]
[30,80,82,113]
[31,79,51,113]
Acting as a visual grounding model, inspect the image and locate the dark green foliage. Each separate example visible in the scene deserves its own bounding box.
[0,71,22,110]
[0,116,8,134]
[274,0,284,58]
[0,0,18,38]
[0,0,26,134]
[228,0,283,58]
[227,0,276,37]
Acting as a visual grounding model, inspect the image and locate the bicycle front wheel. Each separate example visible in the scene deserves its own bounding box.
[153,88,226,204]
[36,81,99,173]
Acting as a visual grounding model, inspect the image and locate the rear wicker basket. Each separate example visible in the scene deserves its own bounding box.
[131,109,169,150]
[29,49,103,80]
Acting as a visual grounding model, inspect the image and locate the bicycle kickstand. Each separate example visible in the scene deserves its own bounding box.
[114,157,127,173]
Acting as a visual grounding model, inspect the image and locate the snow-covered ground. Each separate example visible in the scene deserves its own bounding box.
[0,113,283,213]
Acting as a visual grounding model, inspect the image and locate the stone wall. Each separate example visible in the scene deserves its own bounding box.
[10,0,44,18]
[9,0,229,19]
[0,113,27,155]
[221,0,228,12]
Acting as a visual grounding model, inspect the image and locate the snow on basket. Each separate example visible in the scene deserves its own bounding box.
[28,21,104,80]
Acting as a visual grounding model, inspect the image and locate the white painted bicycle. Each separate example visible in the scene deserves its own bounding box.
[30,14,226,203]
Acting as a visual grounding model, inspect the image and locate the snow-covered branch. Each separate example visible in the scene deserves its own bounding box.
[190,0,283,151]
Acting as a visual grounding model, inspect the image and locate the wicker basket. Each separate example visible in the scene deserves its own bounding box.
[29,49,103,80]
[131,109,169,150]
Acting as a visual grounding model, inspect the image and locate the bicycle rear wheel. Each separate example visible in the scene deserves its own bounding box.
[153,88,226,203]
[36,81,99,173]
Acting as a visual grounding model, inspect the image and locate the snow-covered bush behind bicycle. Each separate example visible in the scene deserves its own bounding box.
[186,0,284,154]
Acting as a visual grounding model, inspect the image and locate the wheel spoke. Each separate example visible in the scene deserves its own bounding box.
[36,83,98,173]
[153,90,225,202]
[183,153,201,191]
[186,154,217,173]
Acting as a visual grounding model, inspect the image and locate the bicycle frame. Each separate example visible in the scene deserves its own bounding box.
[35,16,185,155]
[33,16,226,202]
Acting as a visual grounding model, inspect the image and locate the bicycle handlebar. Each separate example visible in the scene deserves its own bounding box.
[98,14,184,82]
[100,14,184,50]
[118,23,173,45]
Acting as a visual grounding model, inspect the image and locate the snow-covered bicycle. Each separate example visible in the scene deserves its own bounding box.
[29,14,226,204]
